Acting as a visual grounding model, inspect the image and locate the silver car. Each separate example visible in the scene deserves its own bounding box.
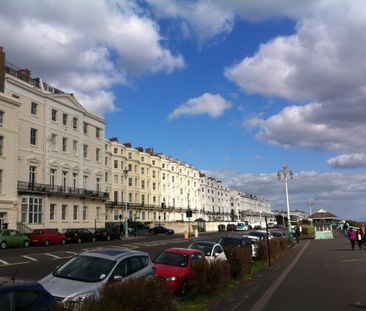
[39,249,154,303]
[188,241,227,262]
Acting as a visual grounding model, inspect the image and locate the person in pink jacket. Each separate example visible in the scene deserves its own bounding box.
[348,228,357,251]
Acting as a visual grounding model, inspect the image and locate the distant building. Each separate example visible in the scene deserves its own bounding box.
[230,191,274,226]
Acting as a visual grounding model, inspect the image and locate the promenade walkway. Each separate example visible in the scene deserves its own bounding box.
[209,230,366,310]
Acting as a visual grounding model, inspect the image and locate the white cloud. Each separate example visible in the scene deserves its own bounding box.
[76,91,118,116]
[220,0,366,169]
[0,0,184,115]
[328,153,366,169]
[168,93,232,120]
[205,168,366,220]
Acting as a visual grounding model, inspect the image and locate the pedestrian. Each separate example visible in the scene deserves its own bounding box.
[360,223,365,238]
[356,229,363,250]
[294,225,300,243]
[348,228,356,251]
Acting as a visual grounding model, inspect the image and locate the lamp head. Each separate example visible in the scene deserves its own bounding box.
[277,171,282,180]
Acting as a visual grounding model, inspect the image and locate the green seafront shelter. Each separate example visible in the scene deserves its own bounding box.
[309,209,337,240]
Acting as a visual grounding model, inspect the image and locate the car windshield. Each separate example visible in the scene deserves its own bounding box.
[189,243,213,256]
[53,255,115,282]
[32,229,43,234]
[154,252,189,267]
[219,238,240,247]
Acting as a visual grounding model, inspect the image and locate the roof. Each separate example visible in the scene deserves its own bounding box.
[164,248,200,255]
[80,248,142,260]
[309,209,337,219]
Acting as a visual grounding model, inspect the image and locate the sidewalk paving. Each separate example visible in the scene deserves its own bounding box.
[208,230,366,311]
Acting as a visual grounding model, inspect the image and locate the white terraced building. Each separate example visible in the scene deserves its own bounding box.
[0,47,107,232]
[230,191,274,226]
[0,47,274,231]
[199,174,231,222]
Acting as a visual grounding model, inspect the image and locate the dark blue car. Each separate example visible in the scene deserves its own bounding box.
[0,278,57,311]
[149,226,174,235]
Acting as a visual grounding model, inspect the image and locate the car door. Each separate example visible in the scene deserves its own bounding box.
[7,230,18,247]
[212,245,226,261]
[111,256,152,281]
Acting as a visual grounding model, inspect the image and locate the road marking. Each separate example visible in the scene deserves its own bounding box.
[66,251,78,255]
[22,255,37,261]
[342,258,363,263]
[44,253,61,259]
[250,240,311,311]
[0,259,9,265]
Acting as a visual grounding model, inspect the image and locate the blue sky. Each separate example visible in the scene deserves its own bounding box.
[1,0,366,220]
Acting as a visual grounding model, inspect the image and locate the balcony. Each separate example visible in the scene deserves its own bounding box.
[105,201,162,210]
[18,181,108,200]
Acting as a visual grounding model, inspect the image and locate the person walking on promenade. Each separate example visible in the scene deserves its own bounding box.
[294,225,300,243]
[348,228,357,251]
[360,224,365,240]
[356,229,363,250]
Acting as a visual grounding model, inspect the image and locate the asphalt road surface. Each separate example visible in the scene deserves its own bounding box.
[0,231,224,281]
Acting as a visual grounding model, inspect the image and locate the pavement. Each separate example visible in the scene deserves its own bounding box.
[208,230,366,311]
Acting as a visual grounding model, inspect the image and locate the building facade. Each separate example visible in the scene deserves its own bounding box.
[0,47,274,231]
[1,49,107,231]
[0,48,20,229]
[230,191,274,226]
[200,174,230,222]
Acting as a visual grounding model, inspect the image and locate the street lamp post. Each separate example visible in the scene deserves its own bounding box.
[306,200,314,226]
[277,164,294,240]
[123,169,130,238]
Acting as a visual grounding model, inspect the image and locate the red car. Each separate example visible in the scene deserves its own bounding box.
[153,247,207,296]
[30,229,66,246]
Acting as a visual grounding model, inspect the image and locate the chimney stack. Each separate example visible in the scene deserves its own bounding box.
[0,47,5,93]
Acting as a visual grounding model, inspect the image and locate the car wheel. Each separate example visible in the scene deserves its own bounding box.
[107,235,111,241]
[23,240,30,248]
[0,241,6,249]
[179,280,188,296]
[61,239,66,245]
[77,238,82,243]
[44,240,50,246]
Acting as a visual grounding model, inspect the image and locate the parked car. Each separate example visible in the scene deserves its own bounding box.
[0,229,30,249]
[218,235,258,258]
[247,230,274,241]
[218,236,252,251]
[226,224,237,231]
[120,224,136,236]
[218,224,226,232]
[253,225,262,230]
[64,229,96,243]
[270,230,287,238]
[149,226,174,235]
[94,227,121,241]
[153,248,207,296]
[30,228,66,246]
[39,249,154,303]
[0,277,57,311]
[236,222,249,231]
[188,241,227,262]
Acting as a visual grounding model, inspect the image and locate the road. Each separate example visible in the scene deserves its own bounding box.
[209,230,366,311]
[0,231,223,281]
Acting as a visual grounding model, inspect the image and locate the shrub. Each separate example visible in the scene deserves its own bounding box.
[189,260,231,297]
[301,225,315,237]
[54,278,174,311]
[257,238,286,261]
[189,260,209,296]
[225,247,252,279]
[207,260,231,292]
